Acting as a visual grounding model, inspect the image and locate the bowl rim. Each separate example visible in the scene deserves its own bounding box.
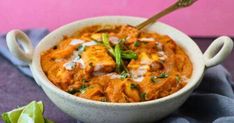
[31,16,205,107]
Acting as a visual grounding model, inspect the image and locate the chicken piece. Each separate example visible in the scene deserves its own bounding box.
[105,79,140,102]
[49,37,87,59]
[91,33,102,41]
[128,52,159,81]
[81,45,116,73]
[47,62,74,90]
[124,82,141,102]
[105,80,128,103]
[79,84,105,101]
[41,53,55,72]
[118,25,139,43]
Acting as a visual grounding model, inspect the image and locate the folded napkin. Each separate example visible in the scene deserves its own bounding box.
[0,29,49,77]
[0,30,234,123]
[160,65,234,123]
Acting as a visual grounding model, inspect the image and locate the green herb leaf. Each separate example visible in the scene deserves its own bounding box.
[122,60,129,74]
[115,44,122,73]
[176,75,181,83]
[130,83,138,90]
[83,46,87,51]
[120,71,129,80]
[140,93,146,101]
[79,85,88,94]
[119,39,128,50]
[77,45,86,53]
[102,34,130,73]
[67,88,80,94]
[158,72,169,78]
[134,41,140,47]
[150,76,159,83]
[121,50,137,60]
[77,45,83,51]
[102,33,115,56]
[82,77,89,83]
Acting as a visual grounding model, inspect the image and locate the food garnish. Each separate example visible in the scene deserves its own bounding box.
[1,101,54,123]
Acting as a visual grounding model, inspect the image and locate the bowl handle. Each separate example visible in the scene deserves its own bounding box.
[6,30,34,64]
[203,36,233,68]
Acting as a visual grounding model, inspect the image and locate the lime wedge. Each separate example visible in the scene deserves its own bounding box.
[1,101,43,123]
[44,118,54,123]
[17,101,44,123]
[17,114,34,123]
[37,101,44,113]
[1,107,24,123]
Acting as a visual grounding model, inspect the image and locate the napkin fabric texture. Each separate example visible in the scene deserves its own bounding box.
[0,29,234,123]
[0,29,49,77]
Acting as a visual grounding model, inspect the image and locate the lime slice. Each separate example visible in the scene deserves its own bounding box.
[1,101,43,123]
[37,101,44,113]
[17,101,44,123]
[17,114,34,123]
[1,107,24,123]
[44,118,54,123]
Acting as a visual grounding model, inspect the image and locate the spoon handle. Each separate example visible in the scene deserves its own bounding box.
[136,0,197,30]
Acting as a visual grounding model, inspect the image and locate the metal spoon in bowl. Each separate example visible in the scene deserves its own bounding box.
[135,0,197,30]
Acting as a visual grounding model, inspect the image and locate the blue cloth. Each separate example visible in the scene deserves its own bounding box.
[160,65,234,123]
[0,29,234,123]
[0,29,49,77]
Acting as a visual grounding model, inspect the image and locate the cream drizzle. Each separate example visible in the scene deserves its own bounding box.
[139,38,155,42]
[69,39,84,45]
[130,65,149,82]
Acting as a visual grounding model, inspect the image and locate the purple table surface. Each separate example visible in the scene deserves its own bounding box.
[0,38,233,123]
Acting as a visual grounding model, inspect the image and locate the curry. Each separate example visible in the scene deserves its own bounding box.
[41,25,193,103]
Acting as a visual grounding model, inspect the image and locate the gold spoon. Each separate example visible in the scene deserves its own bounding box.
[136,0,197,30]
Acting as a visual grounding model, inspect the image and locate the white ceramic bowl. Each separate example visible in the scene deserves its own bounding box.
[6,16,233,123]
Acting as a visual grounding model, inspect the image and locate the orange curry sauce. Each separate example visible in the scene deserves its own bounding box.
[41,25,192,103]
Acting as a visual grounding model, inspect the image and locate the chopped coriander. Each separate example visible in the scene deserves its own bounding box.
[158,72,169,78]
[175,75,181,83]
[82,77,89,82]
[150,76,159,83]
[140,92,146,101]
[115,44,122,72]
[120,71,129,80]
[79,85,88,94]
[130,83,138,89]
[83,46,87,51]
[77,45,86,52]
[73,55,81,62]
[121,50,138,60]
[77,45,83,51]
[119,39,128,50]
[102,33,115,56]
[122,61,129,74]
[67,88,79,94]
[134,41,140,47]
[76,55,81,59]
[93,40,102,44]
